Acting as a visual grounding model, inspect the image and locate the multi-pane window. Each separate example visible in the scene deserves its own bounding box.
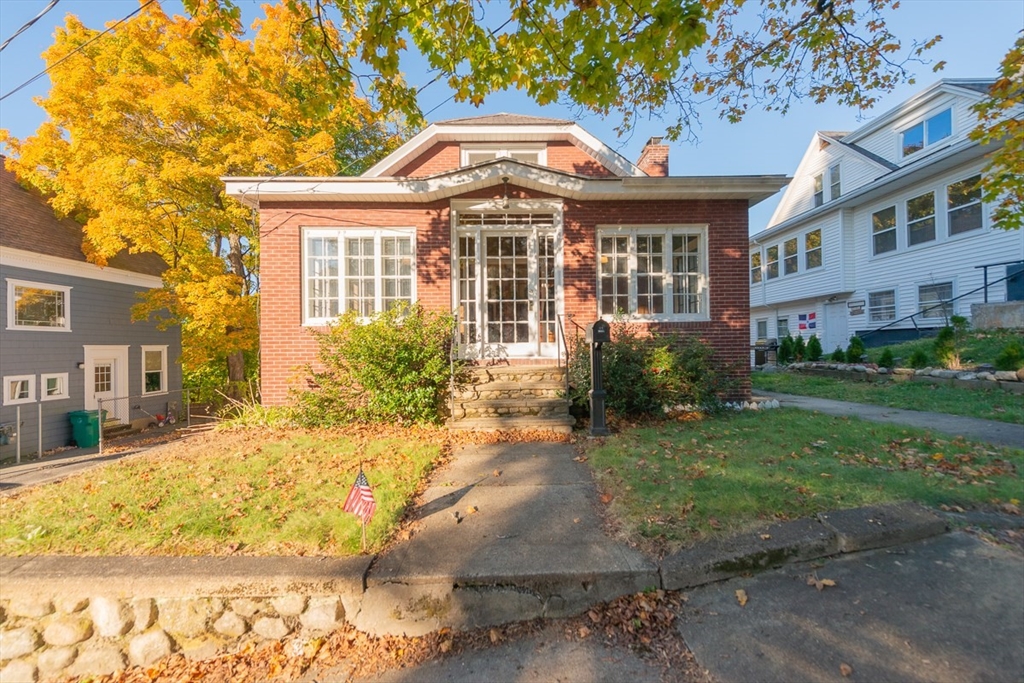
[303,229,415,324]
[598,227,707,320]
[919,282,953,320]
[41,373,69,401]
[813,174,824,207]
[766,245,780,279]
[900,108,952,157]
[872,206,897,255]
[948,175,983,235]
[598,235,630,316]
[783,238,799,275]
[829,164,841,200]
[7,280,71,331]
[142,346,167,395]
[461,145,546,167]
[777,317,790,337]
[868,290,896,323]
[907,191,936,246]
[805,229,822,269]
[750,251,762,284]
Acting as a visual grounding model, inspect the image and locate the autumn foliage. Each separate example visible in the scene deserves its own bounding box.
[1,2,400,378]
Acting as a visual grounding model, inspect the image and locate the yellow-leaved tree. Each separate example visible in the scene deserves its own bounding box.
[1,1,401,383]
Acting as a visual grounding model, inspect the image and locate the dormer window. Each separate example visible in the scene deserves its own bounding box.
[461,144,547,167]
[900,108,952,158]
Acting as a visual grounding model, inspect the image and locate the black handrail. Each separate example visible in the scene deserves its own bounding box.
[860,269,1019,342]
[974,259,1024,303]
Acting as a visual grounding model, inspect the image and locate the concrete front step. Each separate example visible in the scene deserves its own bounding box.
[452,381,565,401]
[455,398,570,419]
[447,415,576,433]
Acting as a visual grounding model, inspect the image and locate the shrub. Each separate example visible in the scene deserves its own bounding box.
[793,334,806,362]
[805,334,823,361]
[567,323,732,418]
[934,316,970,369]
[878,348,895,369]
[908,349,930,369]
[994,341,1024,371]
[293,304,458,426]
[830,346,846,362]
[777,334,795,364]
[845,336,866,364]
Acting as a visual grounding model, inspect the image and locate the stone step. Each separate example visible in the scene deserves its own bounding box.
[465,366,566,384]
[452,381,565,401]
[447,415,576,434]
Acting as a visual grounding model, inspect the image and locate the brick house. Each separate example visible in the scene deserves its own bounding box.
[224,115,787,423]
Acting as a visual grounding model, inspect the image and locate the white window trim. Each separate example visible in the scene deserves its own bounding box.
[41,372,70,401]
[828,163,841,200]
[141,345,168,396]
[3,374,36,406]
[804,228,823,270]
[301,227,418,326]
[906,191,937,248]
[765,244,780,280]
[460,143,548,167]
[596,224,710,323]
[898,106,954,160]
[918,281,955,320]
[946,174,985,237]
[782,237,799,276]
[871,205,898,257]
[6,278,72,332]
[867,288,897,324]
[750,250,763,284]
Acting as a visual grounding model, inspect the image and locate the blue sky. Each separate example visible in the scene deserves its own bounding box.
[1,0,1021,230]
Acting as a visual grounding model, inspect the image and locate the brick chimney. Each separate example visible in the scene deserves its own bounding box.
[636,137,669,177]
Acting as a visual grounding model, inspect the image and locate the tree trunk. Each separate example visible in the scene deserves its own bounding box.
[227,350,245,384]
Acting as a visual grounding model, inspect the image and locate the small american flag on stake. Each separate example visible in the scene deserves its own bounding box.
[343,469,377,525]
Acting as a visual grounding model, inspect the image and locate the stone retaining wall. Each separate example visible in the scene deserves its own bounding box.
[0,556,369,683]
[776,362,1024,394]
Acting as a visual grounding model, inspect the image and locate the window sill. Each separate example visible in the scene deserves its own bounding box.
[142,390,168,397]
[6,326,73,333]
[41,395,70,402]
[601,314,711,324]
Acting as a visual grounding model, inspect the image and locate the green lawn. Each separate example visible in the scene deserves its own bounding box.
[862,328,1023,368]
[0,427,444,556]
[583,410,1023,554]
[752,372,1024,425]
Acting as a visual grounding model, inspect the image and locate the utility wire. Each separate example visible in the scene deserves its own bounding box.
[0,0,60,52]
[0,0,155,102]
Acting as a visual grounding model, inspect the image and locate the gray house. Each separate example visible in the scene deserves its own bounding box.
[0,162,182,456]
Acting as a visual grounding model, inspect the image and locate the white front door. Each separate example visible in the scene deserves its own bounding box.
[823,302,849,356]
[454,205,562,360]
[83,345,129,422]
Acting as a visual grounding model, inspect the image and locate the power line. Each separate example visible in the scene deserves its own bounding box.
[0,0,61,52]
[0,0,155,103]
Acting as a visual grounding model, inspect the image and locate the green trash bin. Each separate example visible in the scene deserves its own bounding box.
[68,409,105,448]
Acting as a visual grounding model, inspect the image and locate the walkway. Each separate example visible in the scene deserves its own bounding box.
[758,391,1024,449]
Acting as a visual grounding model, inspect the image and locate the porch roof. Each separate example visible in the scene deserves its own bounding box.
[223,159,790,208]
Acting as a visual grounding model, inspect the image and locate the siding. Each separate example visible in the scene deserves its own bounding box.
[390,140,617,178]
[751,213,844,308]
[0,265,181,456]
[853,93,978,167]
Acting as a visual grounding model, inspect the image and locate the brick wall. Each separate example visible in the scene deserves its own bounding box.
[258,194,751,405]
[392,141,616,177]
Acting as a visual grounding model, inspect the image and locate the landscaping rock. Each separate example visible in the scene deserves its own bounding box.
[300,597,343,632]
[270,595,307,617]
[181,641,220,661]
[0,659,36,683]
[129,629,173,667]
[7,599,53,619]
[0,627,40,660]
[67,645,125,677]
[1018,368,1024,382]
[876,367,888,374]
[956,372,978,381]
[229,598,261,619]
[55,597,88,614]
[213,611,248,638]
[252,617,290,640]
[931,369,958,379]
[157,598,222,638]
[893,368,914,376]
[42,618,92,647]
[994,370,1019,382]
[852,365,867,372]
[981,372,997,381]
[818,503,947,553]
[132,599,156,632]
[91,596,133,637]
[37,646,77,673]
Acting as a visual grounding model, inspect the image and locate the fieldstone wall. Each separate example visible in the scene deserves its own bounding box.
[0,556,369,683]
[777,362,1024,395]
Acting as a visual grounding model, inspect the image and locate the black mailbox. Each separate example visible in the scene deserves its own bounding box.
[585,319,611,344]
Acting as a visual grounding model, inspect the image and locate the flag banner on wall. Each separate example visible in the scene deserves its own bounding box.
[798,313,817,330]
[343,469,377,524]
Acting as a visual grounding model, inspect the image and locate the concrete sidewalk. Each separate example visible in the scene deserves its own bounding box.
[758,391,1024,449]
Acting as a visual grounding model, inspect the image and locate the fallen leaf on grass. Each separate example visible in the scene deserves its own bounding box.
[807,574,837,591]
[573,455,589,463]
[759,533,771,540]
[489,628,501,644]
[578,626,591,638]
[492,469,502,477]
[735,589,748,606]
[840,662,853,676]
[600,492,614,504]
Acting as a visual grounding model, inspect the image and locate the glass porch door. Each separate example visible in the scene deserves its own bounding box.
[455,212,559,359]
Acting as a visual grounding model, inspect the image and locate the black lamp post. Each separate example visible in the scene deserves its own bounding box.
[585,320,611,436]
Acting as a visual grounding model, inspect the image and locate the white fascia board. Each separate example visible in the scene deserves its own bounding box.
[224,161,788,206]
[766,135,822,228]
[361,122,645,178]
[843,80,991,145]
[0,247,164,289]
